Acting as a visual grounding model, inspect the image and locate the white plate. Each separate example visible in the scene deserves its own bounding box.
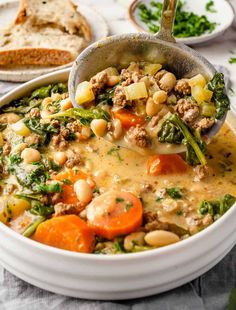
[129,0,235,45]
[0,0,109,82]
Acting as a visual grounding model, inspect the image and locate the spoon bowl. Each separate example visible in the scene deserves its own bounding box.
[69,0,226,154]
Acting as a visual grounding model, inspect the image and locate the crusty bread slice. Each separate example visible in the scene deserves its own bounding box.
[0,0,91,66]
[15,0,91,40]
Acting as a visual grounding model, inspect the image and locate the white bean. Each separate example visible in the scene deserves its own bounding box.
[124,232,146,251]
[53,152,67,166]
[93,169,107,182]
[159,73,176,92]
[60,98,73,111]
[90,119,107,137]
[80,126,91,139]
[21,148,41,164]
[74,179,93,205]
[144,230,180,247]
[0,113,21,124]
[107,76,120,87]
[153,90,168,104]
[146,98,159,117]
[113,119,123,140]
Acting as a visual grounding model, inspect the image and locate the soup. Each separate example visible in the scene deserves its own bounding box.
[0,68,235,254]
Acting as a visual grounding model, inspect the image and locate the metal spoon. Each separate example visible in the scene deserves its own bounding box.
[68,0,226,155]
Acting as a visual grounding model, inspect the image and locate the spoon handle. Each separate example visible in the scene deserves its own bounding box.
[155,0,177,42]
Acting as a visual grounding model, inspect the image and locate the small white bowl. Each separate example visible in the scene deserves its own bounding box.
[0,68,236,300]
[129,0,235,45]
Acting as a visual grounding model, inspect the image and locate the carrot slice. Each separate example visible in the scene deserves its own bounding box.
[54,169,87,205]
[113,109,145,129]
[32,215,95,253]
[147,154,188,176]
[87,191,143,239]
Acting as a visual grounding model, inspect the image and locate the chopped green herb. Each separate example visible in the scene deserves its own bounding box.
[125,203,133,211]
[9,153,22,165]
[113,241,126,253]
[166,187,183,199]
[205,0,217,13]
[62,179,72,185]
[229,288,236,310]
[116,197,125,203]
[229,57,236,64]
[156,196,163,202]
[93,187,100,194]
[0,124,7,132]
[138,0,216,38]
[107,146,123,161]
[176,210,183,216]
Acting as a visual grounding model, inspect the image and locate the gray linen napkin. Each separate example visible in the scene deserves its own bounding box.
[0,67,234,310]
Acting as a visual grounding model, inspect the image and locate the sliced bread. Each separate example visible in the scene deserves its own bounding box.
[0,0,92,66]
[15,0,91,40]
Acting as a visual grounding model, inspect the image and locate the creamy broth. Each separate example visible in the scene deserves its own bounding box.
[0,82,235,254]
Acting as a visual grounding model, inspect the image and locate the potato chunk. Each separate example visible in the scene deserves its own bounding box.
[191,85,213,104]
[75,81,95,106]
[189,74,207,88]
[143,63,162,75]
[11,120,31,137]
[124,82,148,100]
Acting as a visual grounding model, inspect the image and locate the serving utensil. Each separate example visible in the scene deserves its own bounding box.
[68,0,227,154]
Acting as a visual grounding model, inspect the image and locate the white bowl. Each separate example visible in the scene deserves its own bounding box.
[0,68,236,300]
[129,0,235,45]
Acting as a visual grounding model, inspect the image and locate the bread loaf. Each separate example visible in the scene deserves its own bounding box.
[0,0,92,66]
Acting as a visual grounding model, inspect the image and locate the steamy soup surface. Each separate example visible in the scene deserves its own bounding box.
[0,65,235,254]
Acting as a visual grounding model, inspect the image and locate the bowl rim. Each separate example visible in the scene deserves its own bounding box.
[0,67,235,261]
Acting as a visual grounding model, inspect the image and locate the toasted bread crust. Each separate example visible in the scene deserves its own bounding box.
[14,0,27,24]
[0,48,74,66]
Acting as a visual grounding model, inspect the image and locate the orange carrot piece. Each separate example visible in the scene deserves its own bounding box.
[113,109,145,129]
[32,215,95,253]
[87,191,143,239]
[54,169,87,205]
[147,154,188,176]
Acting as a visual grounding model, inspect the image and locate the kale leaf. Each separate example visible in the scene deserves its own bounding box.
[30,201,55,217]
[0,124,7,132]
[9,161,50,191]
[23,117,59,145]
[37,182,62,193]
[1,83,68,115]
[31,83,67,99]
[48,107,110,126]
[199,194,236,218]
[1,98,41,114]
[97,85,117,105]
[207,73,230,120]
[158,113,207,166]
[158,120,183,144]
